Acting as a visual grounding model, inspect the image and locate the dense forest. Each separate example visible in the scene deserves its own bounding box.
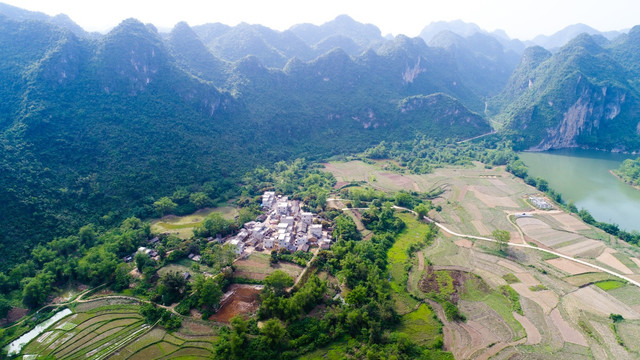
[3,3,640,358]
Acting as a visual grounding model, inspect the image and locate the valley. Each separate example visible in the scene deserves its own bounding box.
[2,2,640,359]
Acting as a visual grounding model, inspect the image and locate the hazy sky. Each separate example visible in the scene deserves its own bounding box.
[3,0,639,40]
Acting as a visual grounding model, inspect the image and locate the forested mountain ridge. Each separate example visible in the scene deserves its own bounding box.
[0,12,491,269]
[492,31,640,150]
[3,3,640,270]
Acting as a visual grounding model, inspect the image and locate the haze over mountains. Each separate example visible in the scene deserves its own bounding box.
[1,1,640,266]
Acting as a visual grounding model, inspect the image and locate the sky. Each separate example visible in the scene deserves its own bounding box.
[3,0,639,40]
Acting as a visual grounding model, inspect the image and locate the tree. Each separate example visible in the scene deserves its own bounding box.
[153,197,177,216]
[260,318,285,347]
[22,275,51,308]
[414,203,430,220]
[0,295,11,318]
[189,192,212,209]
[229,316,249,359]
[394,191,413,208]
[263,270,293,297]
[610,313,624,323]
[535,177,549,192]
[333,215,360,242]
[112,263,132,291]
[194,212,233,238]
[78,224,97,245]
[135,252,151,272]
[158,271,188,305]
[198,278,223,309]
[492,229,511,253]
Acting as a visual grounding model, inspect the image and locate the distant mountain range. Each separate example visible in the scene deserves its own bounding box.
[0,2,639,267]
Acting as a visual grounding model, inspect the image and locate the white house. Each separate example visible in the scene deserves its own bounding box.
[281,216,295,225]
[262,191,276,208]
[286,238,297,252]
[236,229,250,242]
[264,237,275,249]
[310,224,323,238]
[301,212,313,225]
[278,233,291,247]
[320,239,331,250]
[230,238,245,255]
[276,200,289,215]
[295,235,308,247]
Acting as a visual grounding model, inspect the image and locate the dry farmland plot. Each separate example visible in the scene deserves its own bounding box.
[564,286,640,320]
[549,308,587,346]
[233,252,303,280]
[546,258,601,275]
[596,250,634,274]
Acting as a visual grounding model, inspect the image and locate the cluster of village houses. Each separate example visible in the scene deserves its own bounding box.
[226,191,333,255]
[127,192,333,265]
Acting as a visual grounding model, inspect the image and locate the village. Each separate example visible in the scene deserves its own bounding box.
[132,191,332,267]
[226,191,333,257]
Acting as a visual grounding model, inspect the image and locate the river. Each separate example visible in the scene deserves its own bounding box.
[518,149,640,232]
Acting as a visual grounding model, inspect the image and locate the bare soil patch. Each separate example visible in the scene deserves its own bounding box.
[565,286,640,319]
[210,285,261,323]
[497,260,523,274]
[548,213,590,232]
[513,312,541,345]
[379,172,414,188]
[488,178,506,187]
[454,239,473,248]
[510,283,558,314]
[419,267,482,303]
[556,239,605,257]
[596,250,634,275]
[457,186,469,202]
[417,251,425,272]
[513,272,539,287]
[549,308,587,346]
[546,258,600,275]
[333,181,350,189]
[471,220,491,235]
[469,186,519,208]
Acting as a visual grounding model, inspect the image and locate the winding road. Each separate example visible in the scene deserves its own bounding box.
[326,198,640,289]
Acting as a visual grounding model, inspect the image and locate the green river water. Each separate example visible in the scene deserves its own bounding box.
[518,149,640,232]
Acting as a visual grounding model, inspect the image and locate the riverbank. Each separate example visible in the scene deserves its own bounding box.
[609,169,640,191]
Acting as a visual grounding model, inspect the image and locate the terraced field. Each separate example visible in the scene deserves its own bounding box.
[18,299,217,360]
[324,161,640,359]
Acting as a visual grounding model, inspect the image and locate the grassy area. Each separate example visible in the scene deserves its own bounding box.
[397,304,443,348]
[462,275,525,338]
[502,273,520,284]
[595,280,626,291]
[387,213,435,314]
[388,214,433,293]
[150,205,238,239]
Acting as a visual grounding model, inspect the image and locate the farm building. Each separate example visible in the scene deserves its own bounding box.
[262,191,276,208]
[230,238,245,255]
[310,224,323,238]
[301,212,313,225]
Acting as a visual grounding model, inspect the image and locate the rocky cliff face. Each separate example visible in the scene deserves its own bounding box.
[532,80,629,150]
[496,34,640,151]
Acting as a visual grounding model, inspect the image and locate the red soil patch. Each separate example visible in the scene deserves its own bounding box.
[209,285,261,323]
[0,307,28,326]
[333,181,350,189]
[379,172,414,187]
[419,267,486,303]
